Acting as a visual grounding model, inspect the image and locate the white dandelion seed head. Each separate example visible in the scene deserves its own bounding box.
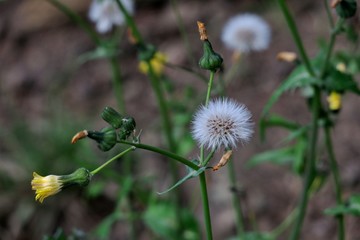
[191,98,254,151]
[221,13,271,53]
[89,0,134,33]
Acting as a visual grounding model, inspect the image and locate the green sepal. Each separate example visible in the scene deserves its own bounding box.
[88,127,117,151]
[101,106,124,129]
[199,40,223,71]
[336,0,357,18]
[61,168,92,188]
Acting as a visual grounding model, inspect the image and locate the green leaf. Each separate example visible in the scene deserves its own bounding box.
[228,232,273,240]
[144,203,200,240]
[292,137,307,174]
[77,46,119,64]
[246,147,295,168]
[157,167,206,195]
[324,66,360,94]
[325,194,360,216]
[260,114,301,142]
[262,64,319,116]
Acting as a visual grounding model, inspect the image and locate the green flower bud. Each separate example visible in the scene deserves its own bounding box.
[199,40,223,71]
[61,168,92,187]
[336,0,357,18]
[101,107,123,129]
[118,116,136,140]
[88,127,117,151]
[138,44,157,62]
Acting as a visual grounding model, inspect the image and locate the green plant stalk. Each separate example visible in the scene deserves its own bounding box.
[118,140,199,170]
[227,158,245,237]
[290,87,321,240]
[320,18,345,78]
[277,0,315,77]
[91,147,135,175]
[109,56,126,113]
[199,172,213,240]
[324,125,345,240]
[47,0,101,46]
[269,207,299,239]
[200,71,215,165]
[170,0,197,67]
[324,0,335,28]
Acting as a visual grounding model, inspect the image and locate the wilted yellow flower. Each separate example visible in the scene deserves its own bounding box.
[31,172,63,203]
[139,52,167,76]
[327,91,342,111]
[336,62,347,73]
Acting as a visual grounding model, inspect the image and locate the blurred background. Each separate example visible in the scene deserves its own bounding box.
[1,0,360,239]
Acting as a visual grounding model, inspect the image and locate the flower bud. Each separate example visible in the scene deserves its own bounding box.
[88,127,117,151]
[118,116,136,140]
[335,0,357,18]
[327,91,342,113]
[101,107,123,129]
[31,168,92,203]
[199,40,223,71]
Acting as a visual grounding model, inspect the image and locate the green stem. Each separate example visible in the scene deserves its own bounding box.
[47,0,101,45]
[118,140,199,170]
[320,18,345,78]
[277,0,315,77]
[114,0,144,47]
[324,125,345,240]
[324,0,335,28]
[290,87,321,240]
[91,147,135,175]
[227,159,245,237]
[170,0,197,67]
[269,207,299,239]
[109,57,126,113]
[199,172,213,240]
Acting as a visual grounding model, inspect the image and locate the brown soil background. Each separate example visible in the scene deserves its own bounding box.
[1,0,360,239]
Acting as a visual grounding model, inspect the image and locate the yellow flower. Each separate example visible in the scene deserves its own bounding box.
[327,91,342,111]
[138,52,167,76]
[31,172,63,203]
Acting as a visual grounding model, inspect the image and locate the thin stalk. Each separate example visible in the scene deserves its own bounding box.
[170,0,197,67]
[91,147,135,175]
[269,208,299,239]
[199,172,213,240]
[324,0,335,28]
[118,140,199,170]
[109,57,126,113]
[324,125,345,240]
[227,158,245,237]
[320,18,345,78]
[277,0,315,77]
[289,87,321,240]
[47,0,101,45]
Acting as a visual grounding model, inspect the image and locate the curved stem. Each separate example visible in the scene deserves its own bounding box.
[205,71,215,106]
[91,147,135,175]
[324,0,335,28]
[324,125,345,240]
[118,140,199,170]
[199,172,213,240]
[290,87,321,240]
[277,0,315,77]
[269,207,299,239]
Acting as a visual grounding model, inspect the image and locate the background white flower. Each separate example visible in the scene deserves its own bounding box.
[191,98,254,150]
[221,13,271,53]
[89,0,134,33]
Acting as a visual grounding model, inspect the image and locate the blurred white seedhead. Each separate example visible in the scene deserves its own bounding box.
[89,0,134,33]
[221,13,271,53]
[191,98,254,151]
